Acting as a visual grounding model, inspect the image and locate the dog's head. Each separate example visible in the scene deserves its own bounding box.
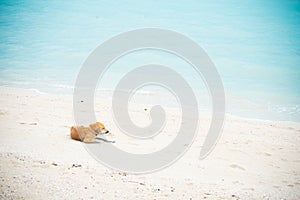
[89,122,109,135]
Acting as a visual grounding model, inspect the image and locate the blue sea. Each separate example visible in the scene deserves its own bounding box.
[0,0,299,122]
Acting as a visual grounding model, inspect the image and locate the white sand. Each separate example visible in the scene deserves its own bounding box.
[0,86,300,199]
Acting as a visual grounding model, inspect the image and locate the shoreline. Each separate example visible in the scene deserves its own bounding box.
[1,85,299,124]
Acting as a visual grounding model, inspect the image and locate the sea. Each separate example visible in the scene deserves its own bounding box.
[0,0,299,122]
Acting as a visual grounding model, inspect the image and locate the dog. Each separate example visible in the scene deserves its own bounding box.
[70,122,109,143]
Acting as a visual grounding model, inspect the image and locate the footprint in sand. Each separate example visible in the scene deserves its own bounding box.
[230,164,246,171]
[0,110,7,115]
[263,152,272,156]
[19,122,38,125]
[243,187,255,191]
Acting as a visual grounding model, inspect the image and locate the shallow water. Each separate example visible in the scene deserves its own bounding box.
[0,0,299,122]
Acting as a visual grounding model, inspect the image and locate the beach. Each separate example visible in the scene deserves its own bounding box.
[0,86,299,199]
[1,0,300,199]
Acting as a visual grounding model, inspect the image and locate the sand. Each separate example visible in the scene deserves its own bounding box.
[0,86,300,199]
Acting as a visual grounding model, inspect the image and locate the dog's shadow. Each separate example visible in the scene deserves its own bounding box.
[95,137,116,143]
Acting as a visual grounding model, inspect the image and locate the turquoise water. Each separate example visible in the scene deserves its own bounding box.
[0,0,300,121]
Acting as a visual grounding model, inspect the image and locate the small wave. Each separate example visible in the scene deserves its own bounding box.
[0,79,33,86]
[269,105,300,115]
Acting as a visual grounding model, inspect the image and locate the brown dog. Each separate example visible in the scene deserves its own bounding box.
[70,122,109,143]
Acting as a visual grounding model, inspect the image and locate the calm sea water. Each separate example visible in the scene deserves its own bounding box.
[0,0,299,122]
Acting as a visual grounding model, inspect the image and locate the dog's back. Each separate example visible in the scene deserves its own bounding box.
[70,126,81,141]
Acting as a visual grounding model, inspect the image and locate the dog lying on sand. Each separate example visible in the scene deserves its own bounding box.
[70,122,109,143]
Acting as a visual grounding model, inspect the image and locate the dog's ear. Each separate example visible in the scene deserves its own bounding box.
[89,123,101,134]
[96,122,105,130]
